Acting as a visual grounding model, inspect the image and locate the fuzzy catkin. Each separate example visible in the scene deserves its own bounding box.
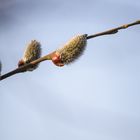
[56,34,87,64]
[22,40,41,71]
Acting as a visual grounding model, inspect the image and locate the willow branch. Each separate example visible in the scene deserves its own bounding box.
[87,20,140,39]
[0,20,140,81]
[0,53,52,81]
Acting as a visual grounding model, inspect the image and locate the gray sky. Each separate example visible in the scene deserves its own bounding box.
[0,0,140,140]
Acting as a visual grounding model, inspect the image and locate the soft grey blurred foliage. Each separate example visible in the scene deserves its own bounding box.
[0,0,140,140]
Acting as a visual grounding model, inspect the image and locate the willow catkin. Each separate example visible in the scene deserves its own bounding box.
[18,40,41,71]
[56,34,87,65]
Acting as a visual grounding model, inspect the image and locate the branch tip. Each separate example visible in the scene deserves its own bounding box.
[1,20,140,81]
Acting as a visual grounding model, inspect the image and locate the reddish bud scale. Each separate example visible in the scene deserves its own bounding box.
[18,60,25,67]
[51,52,64,67]
[53,34,87,66]
[18,40,41,71]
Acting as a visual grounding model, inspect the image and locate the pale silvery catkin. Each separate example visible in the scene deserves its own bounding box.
[56,34,87,65]
[18,40,41,71]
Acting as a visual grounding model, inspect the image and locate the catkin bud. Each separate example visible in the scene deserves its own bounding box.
[18,40,41,71]
[51,34,87,66]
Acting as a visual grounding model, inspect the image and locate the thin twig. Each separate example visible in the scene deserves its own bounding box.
[0,20,140,81]
[0,53,52,80]
[87,20,140,39]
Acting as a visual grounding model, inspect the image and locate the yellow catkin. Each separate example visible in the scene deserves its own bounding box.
[56,34,87,64]
[22,40,41,71]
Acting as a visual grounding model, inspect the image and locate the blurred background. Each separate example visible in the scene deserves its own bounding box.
[0,0,140,140]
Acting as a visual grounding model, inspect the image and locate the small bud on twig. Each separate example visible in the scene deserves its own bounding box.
[1,20,140,81]
[51,34,87,66]
[18,40,41,71]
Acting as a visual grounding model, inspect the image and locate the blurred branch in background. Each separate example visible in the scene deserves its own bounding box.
[0,20,140,81]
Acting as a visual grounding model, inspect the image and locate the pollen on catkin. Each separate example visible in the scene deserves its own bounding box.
[19,40,41,71]
[56,34,87,65]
